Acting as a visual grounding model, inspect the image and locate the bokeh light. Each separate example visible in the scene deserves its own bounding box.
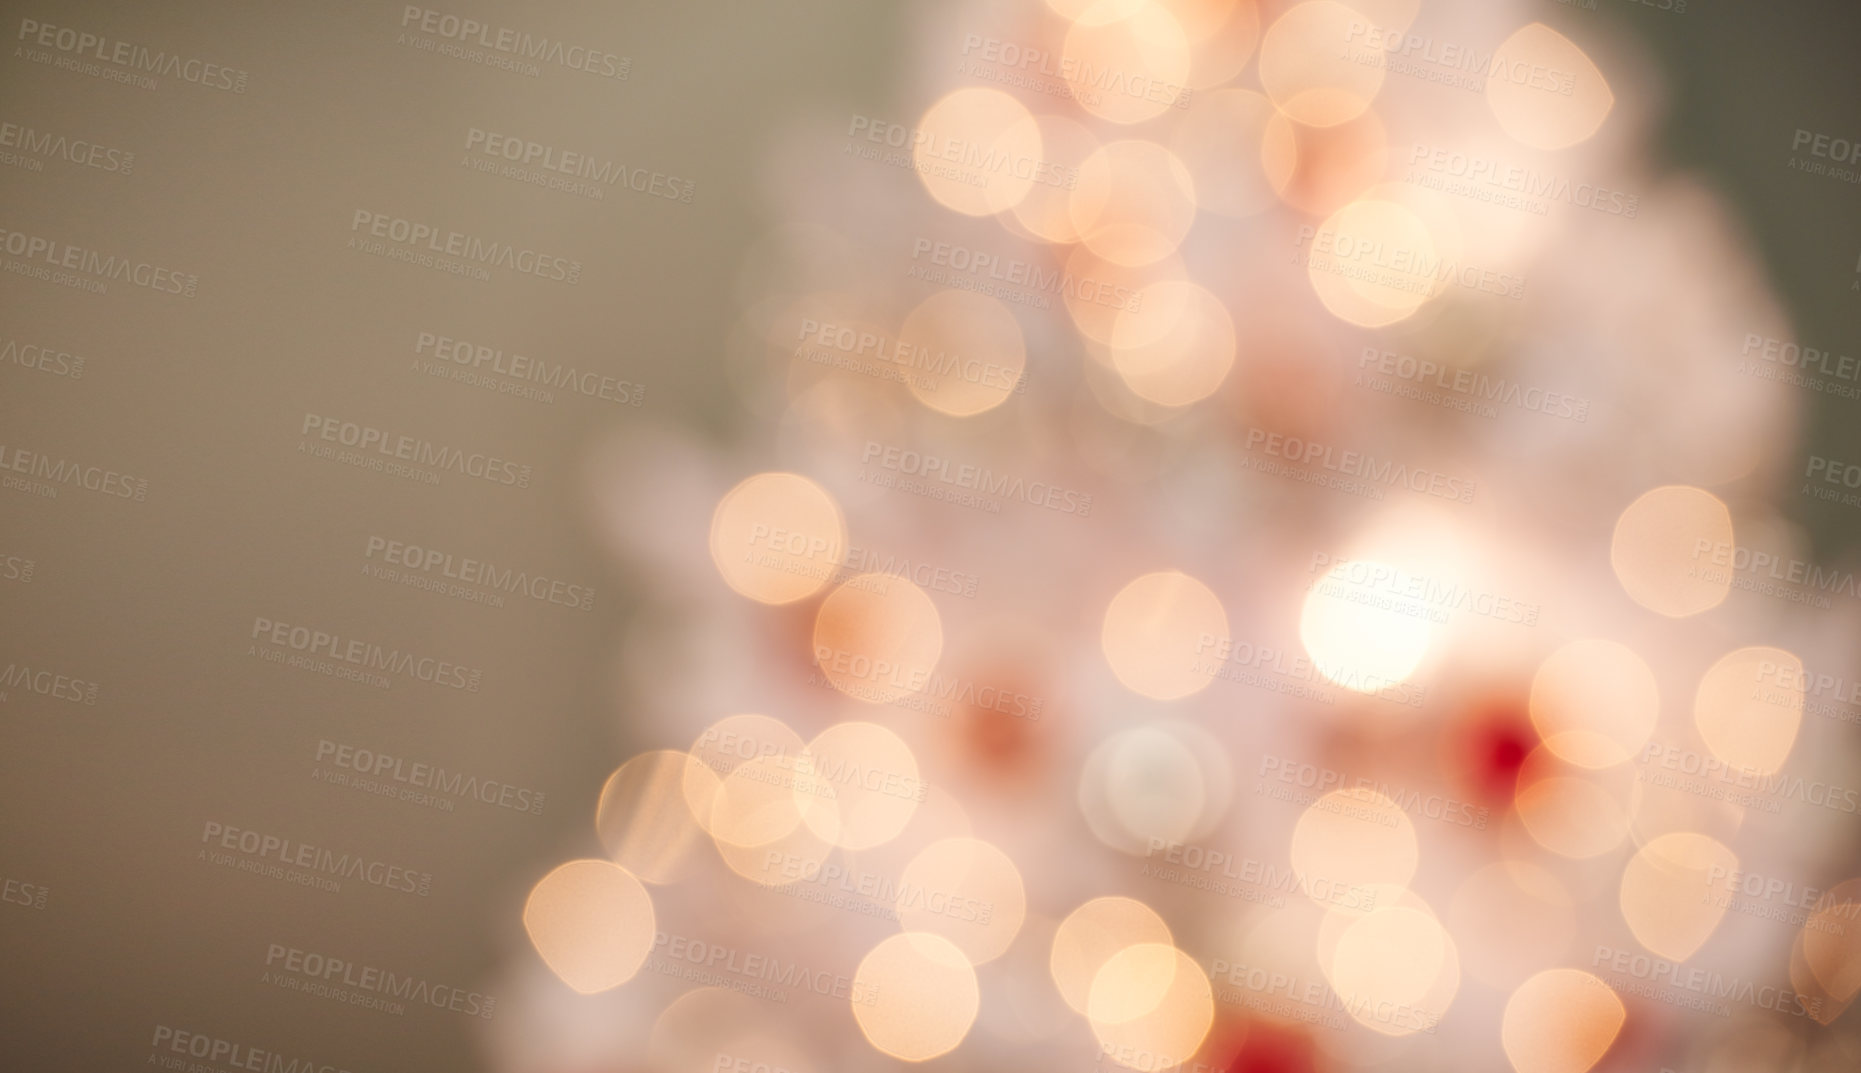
[1610,485,1735,617]
[1290,788,1419,903]
[1258,2,1386,127]
[1323,903,1460,1036]
[852,933,981,1061]
[1051,896,1175,1015]
[1071,140,1200,267]
[914,88,1043,216]
[522,860,656,993]
[1620,831,1739,961]
[595,750,708,884]
[709,473,847,604]
[896,837,1028,965]
[897,290,1028,417]
[1305,198,1440,327]
[1087,942,1216,1069]
[1101,570,1229,700]
[1529,639,1659,769]
[1063,3,1193,126]
[814,573,946,704]
[1299,558,1433,690]
[1500,969,1625,1073]
[1693,645,1803,776]
[793,721,921,849]
[1485,23,1615,150]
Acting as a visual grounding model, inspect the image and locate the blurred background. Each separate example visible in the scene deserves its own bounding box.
[2,2,1860,1072]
